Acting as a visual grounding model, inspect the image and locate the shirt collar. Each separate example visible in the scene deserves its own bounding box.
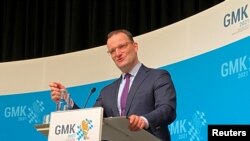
[122,62,142,79]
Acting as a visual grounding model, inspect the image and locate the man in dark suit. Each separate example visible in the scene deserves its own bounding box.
[50,29,177,141]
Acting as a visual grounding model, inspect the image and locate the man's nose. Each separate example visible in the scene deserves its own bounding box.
[114,48,122,56]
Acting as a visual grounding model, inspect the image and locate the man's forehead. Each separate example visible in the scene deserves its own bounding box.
[107,33,129,47]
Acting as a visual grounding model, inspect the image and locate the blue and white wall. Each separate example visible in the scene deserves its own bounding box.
[0,0,249,140]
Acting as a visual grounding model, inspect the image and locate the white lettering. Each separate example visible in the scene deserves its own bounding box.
[212,129,247,136]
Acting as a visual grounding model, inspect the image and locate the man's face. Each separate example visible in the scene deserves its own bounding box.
[107,33,138,73]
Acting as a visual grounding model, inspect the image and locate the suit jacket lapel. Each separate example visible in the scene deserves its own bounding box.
[125,65,149,115]
[111,76,122,116]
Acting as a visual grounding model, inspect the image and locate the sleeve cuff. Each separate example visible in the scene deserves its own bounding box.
[140,116,149,129]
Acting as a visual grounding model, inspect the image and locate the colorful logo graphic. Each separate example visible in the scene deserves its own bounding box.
[76,118,94,141]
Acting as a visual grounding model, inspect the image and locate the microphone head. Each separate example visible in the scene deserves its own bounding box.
[83,87,96,108]
[91,87,96,94]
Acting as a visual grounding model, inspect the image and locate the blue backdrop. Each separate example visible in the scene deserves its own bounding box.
[0,36,249,141]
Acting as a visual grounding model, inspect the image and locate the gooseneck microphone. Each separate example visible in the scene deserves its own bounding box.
[83,87,96,108]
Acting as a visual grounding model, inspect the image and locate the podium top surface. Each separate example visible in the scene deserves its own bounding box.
[102,117,160,141]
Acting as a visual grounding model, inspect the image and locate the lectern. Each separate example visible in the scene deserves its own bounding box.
[35,107,160,141]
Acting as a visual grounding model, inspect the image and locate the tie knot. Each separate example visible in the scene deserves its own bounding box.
[124,73,130,79]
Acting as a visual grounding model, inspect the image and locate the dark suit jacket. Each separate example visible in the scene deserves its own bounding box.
[93,64,177,141]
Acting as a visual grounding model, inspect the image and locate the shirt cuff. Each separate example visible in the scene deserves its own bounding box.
[140,116,149,129]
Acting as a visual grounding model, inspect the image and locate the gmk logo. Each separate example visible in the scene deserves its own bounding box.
[221,55,248,77]
[223,4,248,27]
[4,106,26,118]
[3,100,45,123]
[170,111,207,141]
[54,119,94,141]
[55,124,76,135]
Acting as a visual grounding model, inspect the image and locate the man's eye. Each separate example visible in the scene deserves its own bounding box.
[110,50,115,54]
[118,45,124,49]
[119,43,127,49]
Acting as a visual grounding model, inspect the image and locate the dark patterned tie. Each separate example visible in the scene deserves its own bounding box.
[120,73,131,116]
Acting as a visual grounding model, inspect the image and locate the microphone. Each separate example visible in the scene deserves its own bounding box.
[83,87,96,108]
